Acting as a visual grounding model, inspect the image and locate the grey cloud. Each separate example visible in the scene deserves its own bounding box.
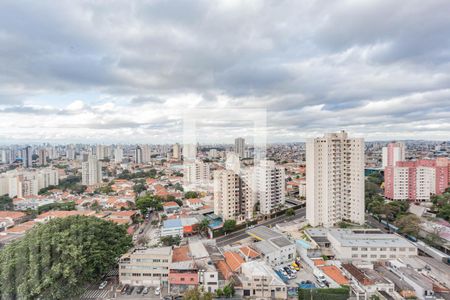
[0,0,449,141]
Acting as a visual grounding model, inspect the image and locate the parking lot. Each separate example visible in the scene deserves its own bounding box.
[274,260,321,289]
[116,285,169,299]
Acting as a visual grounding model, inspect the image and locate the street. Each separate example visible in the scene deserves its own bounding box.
[216,207,306,247]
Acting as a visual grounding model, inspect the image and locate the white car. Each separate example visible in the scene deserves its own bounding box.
[98,281,108,290]
[155,287,161,295]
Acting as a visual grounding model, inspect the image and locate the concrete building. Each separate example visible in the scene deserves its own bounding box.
[241,260,287,299]
[95,144,105,160]
[182,144,197,161]
[119,247,172,288]
[114,146,123,163]
[173,143,181,160]
[235,137,245,158]
[161,219,183,237]
[134,146,143,164]
[213,169,255,222]
[254,160,285,215]
[382,142,405,168]
[22,146,33,168]
[306,131,365,227]
[184,160,210,186]
[305,228,418,262]
[384,156,449,202]
[38,149,47,166]
[0,168,59,198]
[81,155,102,185]
[247,226,296,267]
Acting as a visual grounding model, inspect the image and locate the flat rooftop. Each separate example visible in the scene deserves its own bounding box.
[326,228,415,248]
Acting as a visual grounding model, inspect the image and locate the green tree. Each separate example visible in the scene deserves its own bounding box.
[223,220,237,233]
[286,208,295,217]
[0,195,13,210]
[184,191,199,199]
[394,214,422,236]
[0,216,132,299]
[223,284,235,298]
[215,288,224,297]
[136,194,163,214]
[160,235,181,246]
[183,287,213,300]
[197,218,210,235]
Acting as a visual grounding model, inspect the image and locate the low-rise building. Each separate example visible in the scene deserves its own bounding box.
[342,263,395,298]
[119,247,172,288]
[247,226,296,267]
[186,198,203,210]
[161,219,183,237]
[163,201,180,214]
[306,228,418,262]
[241,260,287,299]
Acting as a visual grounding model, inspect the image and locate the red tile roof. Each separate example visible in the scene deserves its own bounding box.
[239,246,260,258]
[216,260,233,280]
[172,246,191,262]
[163,201,179,207]
[0,211,26,220]
[320,266,349,285]
[224,251,244,272]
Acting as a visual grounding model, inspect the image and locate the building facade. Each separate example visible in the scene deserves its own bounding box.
[81,155,102,185]
[306,131,365,227]
[119,247,172,287]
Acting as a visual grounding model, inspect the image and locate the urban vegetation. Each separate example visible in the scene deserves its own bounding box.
[0,216,132,299]
[38,175,86,195]
[0,195,13,210]
[431,188,450,221]
[136,194,163,214]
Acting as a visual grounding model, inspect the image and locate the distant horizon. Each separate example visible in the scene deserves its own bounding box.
[0,138,448,147]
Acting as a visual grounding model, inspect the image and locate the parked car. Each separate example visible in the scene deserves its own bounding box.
[98,281,108,290]
[126,286,135,295]
[155,287,161,295]
[284,266,292,275]
[120,284,129,295]
[142,287,149,295]
[136,286,144,294]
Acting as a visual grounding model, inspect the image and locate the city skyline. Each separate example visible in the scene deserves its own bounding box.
[1,1,450,143]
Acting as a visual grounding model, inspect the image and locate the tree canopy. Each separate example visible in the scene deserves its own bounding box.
[0,216,132,299]
[0,195,13,210]
[136,194,163,214]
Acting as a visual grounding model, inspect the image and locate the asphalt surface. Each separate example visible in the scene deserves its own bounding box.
[216,207,306,247]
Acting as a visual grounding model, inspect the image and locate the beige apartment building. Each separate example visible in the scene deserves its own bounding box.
[213,169,254,222]
[306,131,365,227]
[119,247,172,287]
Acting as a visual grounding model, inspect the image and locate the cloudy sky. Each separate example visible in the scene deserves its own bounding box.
[1,0,449,144]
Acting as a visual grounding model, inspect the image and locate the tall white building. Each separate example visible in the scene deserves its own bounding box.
[254,160,285,215]
[183,144,197,161]
[81,155,102,185]
[382,142,405,168]
[96,145,105,160]
[141,144,151,163]
[114,146,124,163]
[235,137,245,158]
[306,131,365,227]
[184,160,211,186]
